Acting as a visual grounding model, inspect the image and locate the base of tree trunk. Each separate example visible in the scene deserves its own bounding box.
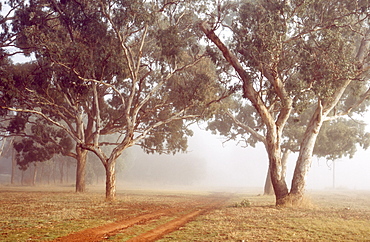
[276,193,309,207]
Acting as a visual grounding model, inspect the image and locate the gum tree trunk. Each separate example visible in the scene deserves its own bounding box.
[290,110,323,201]
[105,158,116,202]
[200,21,292,206]
[264,150,290,195]
[266,133,289,205]
[75,145,88,193]
[32,164,37,186]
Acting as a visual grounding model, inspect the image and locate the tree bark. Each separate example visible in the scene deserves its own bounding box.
[75,145,88,192]
[290,102,324,200]
[200,21,291,205]
[263,127,290,205]
[264,149,290,195]
[105,158,116,201]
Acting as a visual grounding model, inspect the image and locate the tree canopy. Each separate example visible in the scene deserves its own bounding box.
[201,0,370,205]
[1,0,370,205]
[0,0,227,200]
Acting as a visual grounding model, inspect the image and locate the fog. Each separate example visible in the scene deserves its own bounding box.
[117,121,370,192]
[4,35,370,194]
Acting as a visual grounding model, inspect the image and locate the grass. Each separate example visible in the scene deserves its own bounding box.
[0,189,117,241]
[159,190,370,241]
[1,186,370,241]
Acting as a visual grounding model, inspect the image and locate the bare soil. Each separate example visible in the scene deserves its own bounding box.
[52,192,231,242]
[0,186,233,241]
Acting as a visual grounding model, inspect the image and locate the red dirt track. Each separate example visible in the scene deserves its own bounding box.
[52,192,232,242]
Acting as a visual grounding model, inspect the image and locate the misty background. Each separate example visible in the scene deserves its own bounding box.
[1,19,369,193]
[116,115,370,192]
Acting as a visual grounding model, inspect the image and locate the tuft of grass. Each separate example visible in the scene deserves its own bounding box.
[232,199,251,208]
[277,194,315,209]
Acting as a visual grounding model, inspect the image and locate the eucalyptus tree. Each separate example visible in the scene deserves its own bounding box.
[1,0,225,200]
[208,95,370,195]
[201,0,370,205]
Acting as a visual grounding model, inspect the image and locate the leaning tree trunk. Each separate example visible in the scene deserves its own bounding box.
[75,145,88,193]
[290,107,324,202]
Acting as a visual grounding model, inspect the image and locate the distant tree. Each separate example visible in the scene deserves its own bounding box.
[12,117,74,170]
[201,0,370,205]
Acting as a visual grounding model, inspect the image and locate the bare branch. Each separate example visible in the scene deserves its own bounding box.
[225,111,266,144]
[0,106,80,143]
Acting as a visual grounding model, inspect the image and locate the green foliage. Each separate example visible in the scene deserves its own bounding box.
[1,0,225,165]
[206,0,370,162]
[13,120,73,170]
[6,113,29,134]
[157,26,186,58]
[314,118,370,160]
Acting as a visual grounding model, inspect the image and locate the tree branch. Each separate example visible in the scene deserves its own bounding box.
[0,106,80,143]
[225,111,266,144]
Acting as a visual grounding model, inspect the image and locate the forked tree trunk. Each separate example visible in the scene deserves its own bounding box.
[266,133,289,205]
[264,150,290,195]
[200,21,292,205]
[75,146,88,193]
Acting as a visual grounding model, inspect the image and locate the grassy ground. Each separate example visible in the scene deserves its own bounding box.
[160,190,370,241]
[1,186,370,241]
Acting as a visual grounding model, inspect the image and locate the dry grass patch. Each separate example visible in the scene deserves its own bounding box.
[160,191,370,241]
[0,186,212,241]
[2,187,370,241]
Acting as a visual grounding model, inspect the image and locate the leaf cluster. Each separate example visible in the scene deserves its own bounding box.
[314,118,370,160]
[13,119,73,169]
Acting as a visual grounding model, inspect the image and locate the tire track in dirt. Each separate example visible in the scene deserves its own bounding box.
[51,193,232,242]
[126,193,231,242]
[52,209,170,242]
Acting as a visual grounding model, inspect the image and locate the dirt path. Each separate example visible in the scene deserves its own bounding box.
[52,193,232,242]
[126,193,230,242]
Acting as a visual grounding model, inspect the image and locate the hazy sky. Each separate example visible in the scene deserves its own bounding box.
[183,118,370,191]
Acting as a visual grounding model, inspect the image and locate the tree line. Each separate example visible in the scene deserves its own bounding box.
[1,0,370,205]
